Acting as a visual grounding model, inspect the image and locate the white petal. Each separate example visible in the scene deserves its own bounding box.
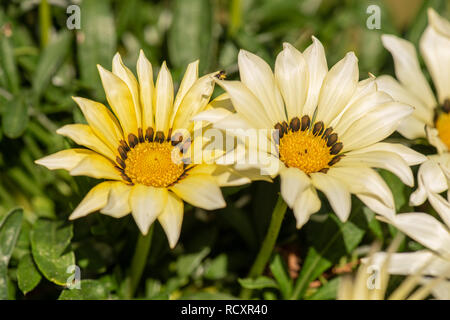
[158,193,184,248]
[316,52,359,125]
[238,50,286,123]
[170,174,225,210]
[191,107,233,124]
[72,97,123,151]
[279,167,311,208]
[69,182,113,219]
[274,43,308,119]
[35,149,91,171]
[311,172,351,222]
[328,166,395,219]
[56,124,116,161]
[97,65,138,135]
[396,115,428,140]
[293,186,321,229]
[112,53,142,126]
[420,9,450,103]
[340,102,413,152]
[137,50,154,129]
[302,36,328,117]
[101,182,132,218]
[381,34,436,108]
[346,142,427,166]
[340,151,414,187]
[387,212,450,256]
[130,185,168,235]
[154,61,174,135]
[216,80,272,129]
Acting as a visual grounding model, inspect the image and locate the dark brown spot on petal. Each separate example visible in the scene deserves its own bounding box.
[443,98,450,113]
[145,127,154,142]
[121,173,132,183]
[326,133,338,147]
[114,165,124,174]
[171,132,183,146]
[319,168,329,174]
[330,142,343,155]
[281,121,289,134]
[313,121,324,136]
[116,156,126,169]
[138,128,144,143]
[328,155,343,166]
[128,133,139,148]
[120,140,130,152]
[289,117,300,132]
[118,146,127,160]
[322,127,333,140]
[167,128,173,141]
[274,123,284,139]
[300,115,310,131]
[155,131,165,143]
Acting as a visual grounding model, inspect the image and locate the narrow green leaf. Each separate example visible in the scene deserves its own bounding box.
[0,33,20,93]
[30,219,75,286]
[0,208,23,299]
[2,94,29,139]
[32,31,72,100]
[17,254,42,295]
[168,0,213,73]
[77,0,116,99]
[204,254,228,280]
[59,280,108,300]
[238,276,278,290]
[176,247,210,278]
[269,254,292,299]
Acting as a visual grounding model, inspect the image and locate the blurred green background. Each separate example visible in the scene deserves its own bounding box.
[0,0,449,300]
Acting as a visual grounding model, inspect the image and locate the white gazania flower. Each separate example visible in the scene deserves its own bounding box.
[371,212,450,299]
[195,37,426,228]
[377,9,450,217]
[35,51,245,248]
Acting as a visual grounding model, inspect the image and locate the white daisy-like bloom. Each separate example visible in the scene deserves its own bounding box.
[377,8,450,217]
[36,51,250,248]
[195,37,426,228]
[370,212,450,299]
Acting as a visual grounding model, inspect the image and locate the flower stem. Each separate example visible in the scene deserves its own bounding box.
[240,195,287,299]
[127,225,154,299]
[39,0,51,48]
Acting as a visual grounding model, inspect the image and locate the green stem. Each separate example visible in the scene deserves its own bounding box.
[127,225,154,299]
[240,195,287,299]
[228,0,242,37]
[39,0,51,48]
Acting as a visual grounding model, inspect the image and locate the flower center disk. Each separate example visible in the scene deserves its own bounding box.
[436,111,450,150]
[277,116,343,174]
[124,141,184,187]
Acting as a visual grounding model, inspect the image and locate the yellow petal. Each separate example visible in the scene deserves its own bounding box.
[57,124,116,161]
[97,64,138,135]
[158,193,184,248]
[112,53,142,127]
[130,185,168,234]
[101,182,132,218]
[137,50,154,129]
[70,182,113,220]
[35,148,91,171]
[72,97,123,151]
[70,152,122,180]
[170,174,225,210]
[154,61,174,135]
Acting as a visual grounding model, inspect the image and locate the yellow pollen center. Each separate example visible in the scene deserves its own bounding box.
[436,112,450,149]
[279,130,333,174]
[124,142,184,187]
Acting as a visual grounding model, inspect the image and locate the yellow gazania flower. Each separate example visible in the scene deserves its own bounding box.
[36,51,238,248]
[378,8,450,218]
[196,37,426,228]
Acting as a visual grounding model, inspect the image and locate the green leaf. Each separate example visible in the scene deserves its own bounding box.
[17,254,42,295]
[269,254,292,299]
[180,292,238,300]
[238,276,278,290]
[168,0,213,73]
[0,34,20,94]
[77,0,116,99]
[2,94,29,139]
[32,31,72,101]
[204,254,228,280]
[0,208,23,299]
[291,214,365,299]
[307,277,340,300]
[176,247,210,278]
[59,280,109,300]
[30,219,75,286]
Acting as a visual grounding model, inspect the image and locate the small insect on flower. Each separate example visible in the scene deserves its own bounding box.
[35,51,245,248]
[215,70,227,80]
